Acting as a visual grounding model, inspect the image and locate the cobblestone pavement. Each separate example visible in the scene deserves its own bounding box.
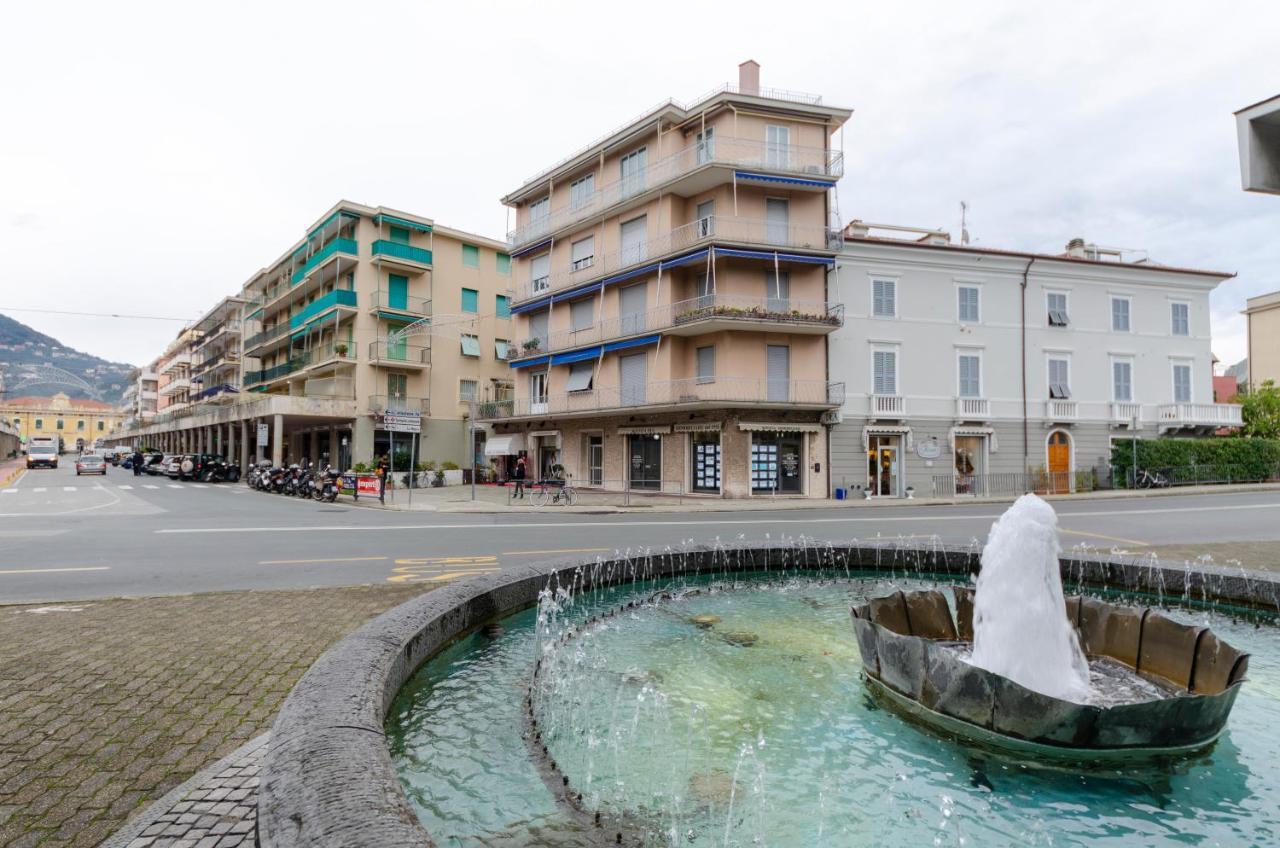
[1143,541,1280,573]
[0,584,436,848]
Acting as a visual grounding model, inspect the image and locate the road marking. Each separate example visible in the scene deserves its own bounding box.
[0,566,110,576]
[154,499,1280,535]
[117,485,133,490]
[260,556,390,565]
[143,485,159,489]
[387,561,501,584]
[2,489,16,494]
[393,556,499,565]
[191,484,208,489]
[32,488,46,493]
[167,484,183,489]
[63,486,76,492]
[1059,528,1150,547]
[501,547,611,556]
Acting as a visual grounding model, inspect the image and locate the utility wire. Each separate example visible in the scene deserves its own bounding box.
[0,307,195,322]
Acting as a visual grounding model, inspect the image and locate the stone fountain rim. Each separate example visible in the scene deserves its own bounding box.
[255,541,1280,848]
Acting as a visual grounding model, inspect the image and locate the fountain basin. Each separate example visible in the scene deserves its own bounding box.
[852,587,1249,759]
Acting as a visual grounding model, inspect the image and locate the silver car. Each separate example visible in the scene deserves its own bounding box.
[75,454,107,476]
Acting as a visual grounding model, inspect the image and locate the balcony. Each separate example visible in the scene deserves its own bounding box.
[869,394,905,419]
[193,352,240,377]
[1110,402,1143,427]
[194,384,240,403]
[1046,399,1078,423]
[370,240,432,272]
[159,377,191,395]
[955,397,990,421]
[291,238,359,285]
[1157,403,1243,433]
[514,295,843,359]
[299,341,357,371]
[289,289,359,330]
[369,289,431,320]
[508,136,844,248]
[141,389,158,401]
[514,215,843,302]
[244,359,306,387]
[368,395,431,416]
[161,353,191,374]
[477,378,842,421]
[244,321,294,353]
[368,340,431,369]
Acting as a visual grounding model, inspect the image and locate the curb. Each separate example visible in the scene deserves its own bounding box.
[99,733,270,848]
[0,465,24,489]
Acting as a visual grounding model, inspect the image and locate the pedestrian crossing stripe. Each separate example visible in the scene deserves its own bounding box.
[2,489,16,494]
[118,485,132,490]
[144,485,159,489]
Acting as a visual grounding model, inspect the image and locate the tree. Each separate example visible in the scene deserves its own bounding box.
[1241,380,1280,439]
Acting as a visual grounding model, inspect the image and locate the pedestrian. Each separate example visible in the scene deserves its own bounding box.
[132,448,144,476]
[512,455,527,500]
[377,453,390,504]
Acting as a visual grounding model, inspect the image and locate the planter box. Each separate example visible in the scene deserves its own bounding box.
[444,469,464,486]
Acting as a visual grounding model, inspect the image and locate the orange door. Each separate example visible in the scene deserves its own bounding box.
[1047,431,1070,493]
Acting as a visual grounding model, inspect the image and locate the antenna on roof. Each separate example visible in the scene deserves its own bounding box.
[960,201,971,246]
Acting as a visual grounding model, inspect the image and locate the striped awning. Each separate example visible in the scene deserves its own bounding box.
[738,421,823,433]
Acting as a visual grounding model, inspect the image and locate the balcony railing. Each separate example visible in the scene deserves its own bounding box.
[1110,402,1142,424]
[370,289,431,317]
[368,395,431,416]
[1046,399,1078,421]
[244,321,293,351]
[289,289,359,329]
[299,341,357,369]
[244,358,306,386]
[955,397,990,420]
[371,240,433,266]
[515,295,843,358]
[1157,403,1243,429]
[368,340,431,366]
[291,238,358,284]
[870,394,905,418]
[508,135,843,246]
[159,377,191,395]
[194,384,239,401]
[514,215,842,302]
[477,378,842,420]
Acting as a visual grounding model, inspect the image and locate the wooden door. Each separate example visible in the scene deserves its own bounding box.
[1047,430,1071,494]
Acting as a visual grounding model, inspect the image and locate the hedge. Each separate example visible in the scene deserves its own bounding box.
[1110,437,1280,481]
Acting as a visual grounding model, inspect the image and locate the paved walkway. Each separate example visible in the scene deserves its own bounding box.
[0,460,22,490]
[0,584,436,848]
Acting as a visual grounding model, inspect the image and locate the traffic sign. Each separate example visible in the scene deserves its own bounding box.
[382,411,421,433]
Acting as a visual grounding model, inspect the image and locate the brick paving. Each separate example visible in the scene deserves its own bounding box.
[0,584,436,848]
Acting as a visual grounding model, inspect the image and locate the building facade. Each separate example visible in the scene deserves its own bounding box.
[829,223,1242,498]
[1236,93,1280,195]
[1243,291,1280,389]
[110,201,513,472]
[2,393,123,451]
[119,363,159,429]
[481,62,851,498]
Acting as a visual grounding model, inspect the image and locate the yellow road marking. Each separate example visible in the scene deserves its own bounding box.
[501,547,611,556]
[393,556,498,565]
[386,564,500,584]
[1059,528,1150,547]
[260,556,390,565]
[0,566,110,576]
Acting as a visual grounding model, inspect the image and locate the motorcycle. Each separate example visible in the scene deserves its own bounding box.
[316,466,341,502]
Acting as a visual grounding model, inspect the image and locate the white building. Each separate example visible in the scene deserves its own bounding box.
[828,222,1242,498]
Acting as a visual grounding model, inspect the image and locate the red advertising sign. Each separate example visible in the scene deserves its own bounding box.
[356,475,381,496]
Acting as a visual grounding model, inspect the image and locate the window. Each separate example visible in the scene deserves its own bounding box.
[77,420,85,431]
[528,310,549,351]
[620,147,647,198]
[56,419,64,430]
[1113,359,1133,402]
[1047,292,1069,326]
[388,225,411,245]
[872,348,897,396]
[1171,302,1190,336]
[496,294,511,319]
[461,288,478,313]
[459,379,477,402]
[766,124,790,168]
[571,236,595,271]
[530,253,550,292]
[765,197,789,244]
[695,199,715,238]
[872,279,896,318]
[570,297,594,331]
[1048,357,1071,399]
[958,353,982,398]
[696,346,715,383]
[97,421,105,431]
[461,244,479,268]
[529,371,548,403]
[1173,362,1193,403]
[766,269,790,311]
[495,339,510,360]
[566,362,594,392]
[957,286,980,323]
[1111,297,1131,332]
[570,174,595,211]
[620,216,647,266]
[460,334,480,357]
[529,196,550,228]
[34,418,42,430]
[696,127,715,164]
[387,374,407,399]
[496,253,511,275]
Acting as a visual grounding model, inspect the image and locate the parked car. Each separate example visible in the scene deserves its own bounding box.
[75,454,107,476]
[145,454,171,476]
[165,455,186,479]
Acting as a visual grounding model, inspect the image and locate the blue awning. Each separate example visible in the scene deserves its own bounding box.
[512,238,553,259]
[551,346,602,365]
[714,248,835,266]
[734,171,836,188]
[663,248,709,269]
[551,282,602,304]
[603,335,660,353]
[602,261,661,288]
[511,296,551,315]
[509,355,550,369]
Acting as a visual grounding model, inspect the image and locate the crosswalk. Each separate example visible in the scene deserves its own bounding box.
[2,481,243,495]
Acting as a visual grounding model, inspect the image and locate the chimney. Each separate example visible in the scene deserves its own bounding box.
[1065,238,1087,258]
[738,60,760,95]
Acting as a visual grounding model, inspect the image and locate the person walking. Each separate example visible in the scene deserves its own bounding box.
[512,455,527,500]
[376,453,390,504]
[132,448,144,476]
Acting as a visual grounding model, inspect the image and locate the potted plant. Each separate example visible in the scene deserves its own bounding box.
[441,460,463,486]
[334,343,349,357]
[521,338,542,354]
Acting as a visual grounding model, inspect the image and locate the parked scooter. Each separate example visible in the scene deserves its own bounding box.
[315,466,342,502]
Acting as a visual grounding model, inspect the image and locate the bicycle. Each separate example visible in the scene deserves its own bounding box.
[1134,468,1170,489]
[534,477,576,506]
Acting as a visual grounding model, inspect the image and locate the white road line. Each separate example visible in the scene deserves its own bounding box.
[143,485,159,489]
[190,484,208,489]
[63,486,76,492]
[117,485,133,490]
[153,498,1280,535]
[32,488,47,493]
[167,484,183,489]
[2,489,16,494]
[0,566,111,576]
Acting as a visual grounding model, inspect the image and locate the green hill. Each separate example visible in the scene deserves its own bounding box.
[0,313,136,403]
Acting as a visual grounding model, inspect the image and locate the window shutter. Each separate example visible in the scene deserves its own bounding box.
[570,298,594,331]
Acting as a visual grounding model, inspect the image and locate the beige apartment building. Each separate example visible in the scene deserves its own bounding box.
[480,62,850,497]
[112,201,513,471]
[2,393,123,451]
[1244,290,1280,388]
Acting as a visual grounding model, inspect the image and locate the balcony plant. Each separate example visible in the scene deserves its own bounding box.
[521,338,542,354]
[334,343,349,357]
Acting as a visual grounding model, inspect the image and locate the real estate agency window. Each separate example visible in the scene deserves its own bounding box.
[1048,357,1071,399]
[957,285,980,323]
[1047,291,1069,326]
[570,174,594,211]
[1111,296,1131,332]
[1172,361,1193,403]
[691,431,721,492]
[872,278,896,318]
[1112,358,1133,402]
[1171,301,1190,336]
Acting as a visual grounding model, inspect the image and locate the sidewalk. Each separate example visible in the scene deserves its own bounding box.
[0,459,23,489]
[346,480,1280,514]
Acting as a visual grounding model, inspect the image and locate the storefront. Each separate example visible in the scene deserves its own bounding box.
[484,433,526,481]
[620,426,666,491]
[862,425,912,498]
[529,430,560,480]
[679,423,722,494]
[950,427,994,496]
[741,422,819,496]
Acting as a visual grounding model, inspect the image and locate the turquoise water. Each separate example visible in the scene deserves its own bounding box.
[387,575,1280,846]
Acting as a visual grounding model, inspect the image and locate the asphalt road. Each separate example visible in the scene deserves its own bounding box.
[2,461,1279,604]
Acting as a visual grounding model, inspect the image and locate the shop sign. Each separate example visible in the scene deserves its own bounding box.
[257,422,269,443]
[916,438,941,459]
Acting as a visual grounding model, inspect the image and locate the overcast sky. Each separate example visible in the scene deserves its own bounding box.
[1,1,1276,370]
